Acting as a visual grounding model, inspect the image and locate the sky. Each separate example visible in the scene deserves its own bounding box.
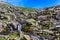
[2,0,60,8]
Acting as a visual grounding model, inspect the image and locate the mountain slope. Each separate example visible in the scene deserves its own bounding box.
[0,1,60,40]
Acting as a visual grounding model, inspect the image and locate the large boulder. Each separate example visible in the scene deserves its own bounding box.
[38,15,47,21]
[8,21,19,29]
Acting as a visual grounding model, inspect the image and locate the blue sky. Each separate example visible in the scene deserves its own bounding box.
[3,0,60,8]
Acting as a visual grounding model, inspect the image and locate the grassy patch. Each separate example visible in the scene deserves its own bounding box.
[15,6,35,12]
[9,32,19,39]
[20,38,26,40]
[0,37,6,40]
[22,25,30,32]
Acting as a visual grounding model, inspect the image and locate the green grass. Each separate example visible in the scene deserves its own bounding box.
[44,11,51,15]
[59,36,60,40]
[22,26,30,32]
[15,6,35,12]
[9,32,19,39]
[39,33,49,36]
[3,19,8,24]
[20,38,25,40]
[0,37,6,40]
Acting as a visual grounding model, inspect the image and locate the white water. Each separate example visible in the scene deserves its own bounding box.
[10,27,13,31]
[18,23,22,32]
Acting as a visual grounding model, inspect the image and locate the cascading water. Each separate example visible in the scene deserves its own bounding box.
[17,23,24,37]
[10,27,13,31]
[17,23,22,32]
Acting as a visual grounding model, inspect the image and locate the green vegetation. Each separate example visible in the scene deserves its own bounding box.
[0,2,12,8]
[2,26,10,34]
[3,19,8,24]
[44,11,51,15]
[38,33,49,36]
[22,25,30,32]
[15,6,35,12]
[0,37,6,40]
[49,22,53,27]
[42,24,50,29]
[42,22,53,29]
[20,38,26,40]
[59,36,60,40]
[9,32,19,39]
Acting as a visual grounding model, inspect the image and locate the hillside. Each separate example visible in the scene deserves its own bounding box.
[0,1,60,40]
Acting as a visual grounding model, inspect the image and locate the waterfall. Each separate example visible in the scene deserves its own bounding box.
[10,27,13,31]
[18,23,22,32]
[17,23,23,37]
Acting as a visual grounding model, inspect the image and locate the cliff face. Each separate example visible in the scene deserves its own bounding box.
[0,1,60,40]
